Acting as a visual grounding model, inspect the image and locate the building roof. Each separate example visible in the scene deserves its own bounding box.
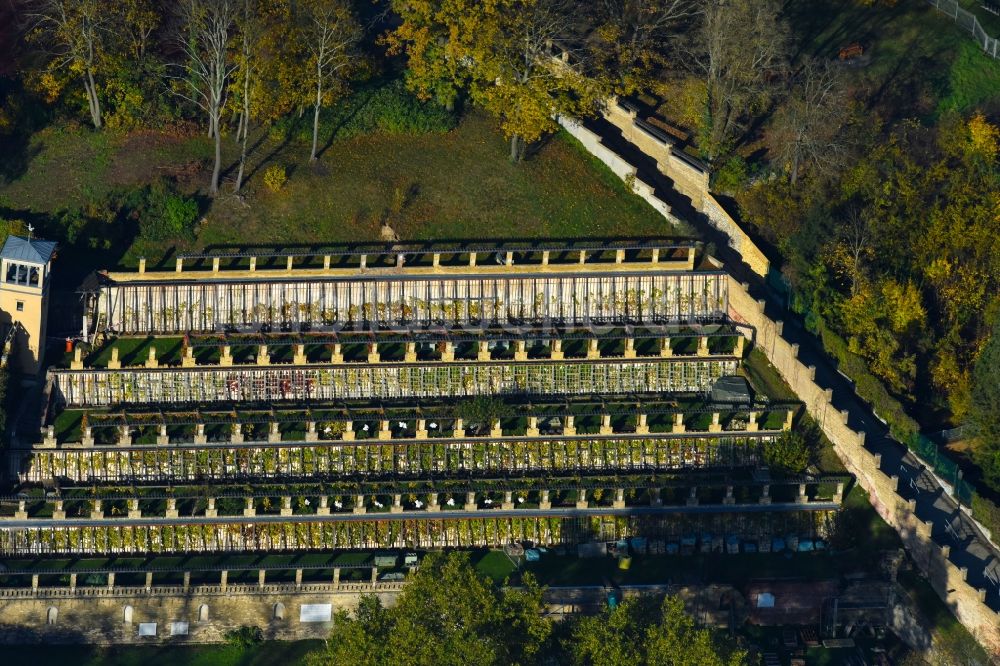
[1,235,57,264]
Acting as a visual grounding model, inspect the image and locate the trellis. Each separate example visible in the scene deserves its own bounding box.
[52,359,738,407]
[0,511,832,556]
[25,434,771,483]
[93,271,728,334]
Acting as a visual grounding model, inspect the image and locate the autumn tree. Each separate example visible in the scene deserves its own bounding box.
[588,0,698,96]
[173,0,239,195]
[685,0,788,160]
[23,0,110,129]
[384,0,466,111]
[299,0,363,161]
[970,312,1000,491]
[767,58,851,185]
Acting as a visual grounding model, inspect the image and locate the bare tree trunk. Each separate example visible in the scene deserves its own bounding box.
[790,151,800,186]
[311,75,322,161]
[235,114,249,192]
[211,112,222,195]
[509,134,523,162]
[84,69,102,129]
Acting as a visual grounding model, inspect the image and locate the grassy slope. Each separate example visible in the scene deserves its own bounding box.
[0,111,673,275]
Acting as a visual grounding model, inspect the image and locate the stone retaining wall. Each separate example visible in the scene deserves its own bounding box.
[727,277,1000,658]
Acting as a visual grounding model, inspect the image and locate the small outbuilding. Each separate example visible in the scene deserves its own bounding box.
[711,375,753,404]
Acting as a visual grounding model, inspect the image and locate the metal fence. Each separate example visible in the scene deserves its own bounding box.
[927,0,1000,58]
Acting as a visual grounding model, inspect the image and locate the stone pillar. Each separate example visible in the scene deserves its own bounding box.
[490,419,503,438]
[371,567,379,585]
[834,482,845,504]
[797,484,808,503]
[599,414,613,435]
[636,413,649,435]
[69,573,77,592]
[587,339,601,359]
[286,256,294,271]
[258,569,266,588]
[659,338,673,357]
[615,248,625,264]
[182,346,195,368]
[175,257,184,273]
[378,420,392,440]
[760,485,771,505]
[220,345,233,366]
[31,574,39,592]
[53,500,65,520]
[613,488,625,509]
[686,246,696,269]
[502,491,514,510]
[71,346,83,369]
[575,489,588,509]
[783,410,794,431]
[469,252,477,267]
[15,500,27,520]
[514,340,527,361]
[709,412,722,433]
[256,344,270,366]
[747,412,759,432]
[541,250,550,265]
[293,344,307,365]
[354,494,367,514]
[367,343,380,364]
[220,570,228,591]
[108,347,121,369]
[578,250,587,264]
[405,342,417,362]
[539,490,551,510]
[453,418,465,438]
[686,487,698,507]
[194,423,207,444]
[231,423,244,443]
[477,341,491,361]
[280,496,293,516]
[724,486,735,505]
[332,568,341,588]
[464,492,477,511]
[317,495,330,516]
[697,336,710,357]
[651,248,660,264]
[89,499,103,519]
[416,419,428,439]
[550,339,564,360]
[205,497,217,518]
[117,425,132,446]
[672,413,685,434]
[81,426,94,447]
[295,569,303,589]
[527,416,540,437]
[331,343,344,363]
[624,337,636,359]
[440,341,455,362]
[391,494,403,513]
[157,424,169,445]
[183,571,190,592]
[138,257,146,273]
[244,497,256,517]
[145,346,158,368]
[145,572,153,591]
[128,499,141,519]
[304,421,319,442]
[564,415,576,436]
[107,572,116,590]
[427,493,440,512]
[42,425,57,447]
[342,421,355,440]
[268,422,282,443]
[734,336,745,357]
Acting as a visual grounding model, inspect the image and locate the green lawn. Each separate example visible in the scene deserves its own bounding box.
[1,641,321,666]
[0,107,675,282]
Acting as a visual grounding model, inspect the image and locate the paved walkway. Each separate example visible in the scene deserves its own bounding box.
[584,113,1000,613]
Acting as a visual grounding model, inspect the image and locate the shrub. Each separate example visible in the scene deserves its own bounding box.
[762,430,812,473]
[263,164,288,192]
[121,181,199,242]
[224,625,263,649]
